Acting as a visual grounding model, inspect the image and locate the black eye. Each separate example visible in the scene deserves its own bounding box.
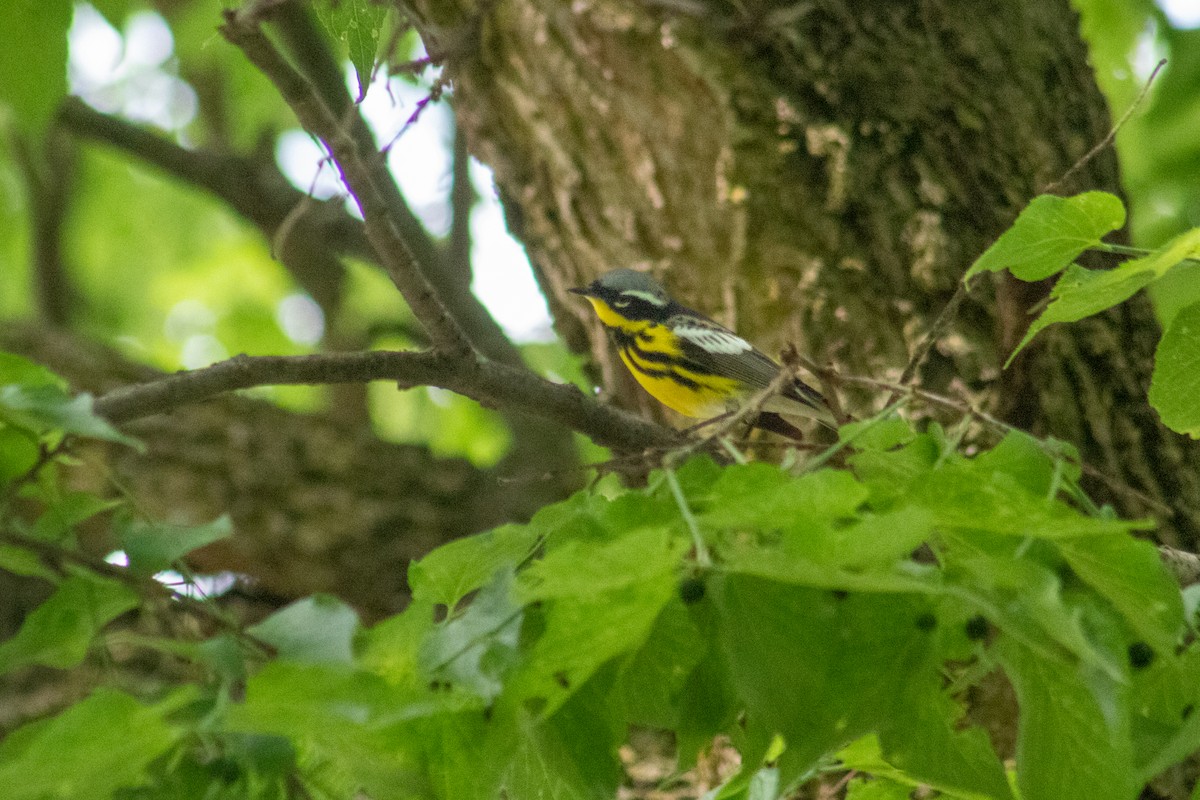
[613,298,632,308]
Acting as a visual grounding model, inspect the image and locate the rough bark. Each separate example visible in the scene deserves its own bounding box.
[406,0,1200,545]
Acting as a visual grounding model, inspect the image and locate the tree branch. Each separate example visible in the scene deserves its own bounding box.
[220,3,467,355]
[12,127,79,327]
[93,350,681,452]
[265,0,528,371]
[219,0,583,476]
[448,120,474,292]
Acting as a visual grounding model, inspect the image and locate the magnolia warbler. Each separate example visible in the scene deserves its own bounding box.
[569,269,837,437]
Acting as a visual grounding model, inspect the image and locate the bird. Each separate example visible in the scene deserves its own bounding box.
[568,268,838,438]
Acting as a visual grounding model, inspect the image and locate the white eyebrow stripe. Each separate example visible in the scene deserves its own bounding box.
[620,290,669,306]
[675,325,753,354]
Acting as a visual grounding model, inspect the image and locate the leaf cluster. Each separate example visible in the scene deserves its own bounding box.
[965,191,1200,437]
[1,349,1196,800]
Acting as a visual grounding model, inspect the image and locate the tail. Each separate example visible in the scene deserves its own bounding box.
[753,411,813,441]
[765,383,841,430]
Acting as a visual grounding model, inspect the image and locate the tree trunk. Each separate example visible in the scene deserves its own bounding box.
[409,0,1200,545]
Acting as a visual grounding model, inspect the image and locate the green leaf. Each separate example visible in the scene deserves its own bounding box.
[946,544,1123,675]
[701,464,868,530]
[675,614,741,771]
[722,550,937,596]
[517,524,685,602]
[848,430,941,507]
[196,632,250,686]
[409,523,540,607]
[1130,648,1200,780]
[842,732,1010,800]
[972,430,1080,497]
[914,462,1142,539]
[964,192,1126,282]
[249,595,360,664]
[420,571,523,703]
[877,678,1014,800]
[227,661,408,734]
[34,492,121,541]
[0,688,182,800]
[1151,299,1200,436]
[496,711,600,800]
[1000,637,1136,800]
[413,711,501,800]
[0,545,59,580]
[1008,262,1154,365]
[1009,227,1200,365]
[520,487,675,551]
[792,505,934,569]
[0,384,142,449]
[0,575,139,671]
[513,573,676,717]
[226,660,425,792]
[358,598,437,688]
[0,2,71,136]
[505,521,684,716]
[712,575,933,785]
[0,352,66,388]
[312,0,389,100]
[844,774,915,800]
[839,416,918,452]
[1057,535,1184,655]
[612,598,706,729]
[0,426,39,486]
[117,515,233,574]
[542,673,624,799]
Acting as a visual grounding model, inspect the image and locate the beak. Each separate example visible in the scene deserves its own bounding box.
[568,285,593,297]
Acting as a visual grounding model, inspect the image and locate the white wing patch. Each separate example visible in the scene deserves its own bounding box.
[619,289,669,306]
[675,324,753,355]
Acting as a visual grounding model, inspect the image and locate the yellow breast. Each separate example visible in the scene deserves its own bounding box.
[618,349,736,417]
[620,324,742,419]
[584,296,743,417]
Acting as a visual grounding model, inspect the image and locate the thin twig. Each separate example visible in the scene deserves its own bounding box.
[1095,241,1200,267]
[1042,58,1167,196]
[887,280,972,405]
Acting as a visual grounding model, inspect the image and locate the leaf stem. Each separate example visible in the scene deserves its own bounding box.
[802,397,911,473]
[665,467,711,568]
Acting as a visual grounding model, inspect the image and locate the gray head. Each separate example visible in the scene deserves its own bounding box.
[568,269,672,320]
